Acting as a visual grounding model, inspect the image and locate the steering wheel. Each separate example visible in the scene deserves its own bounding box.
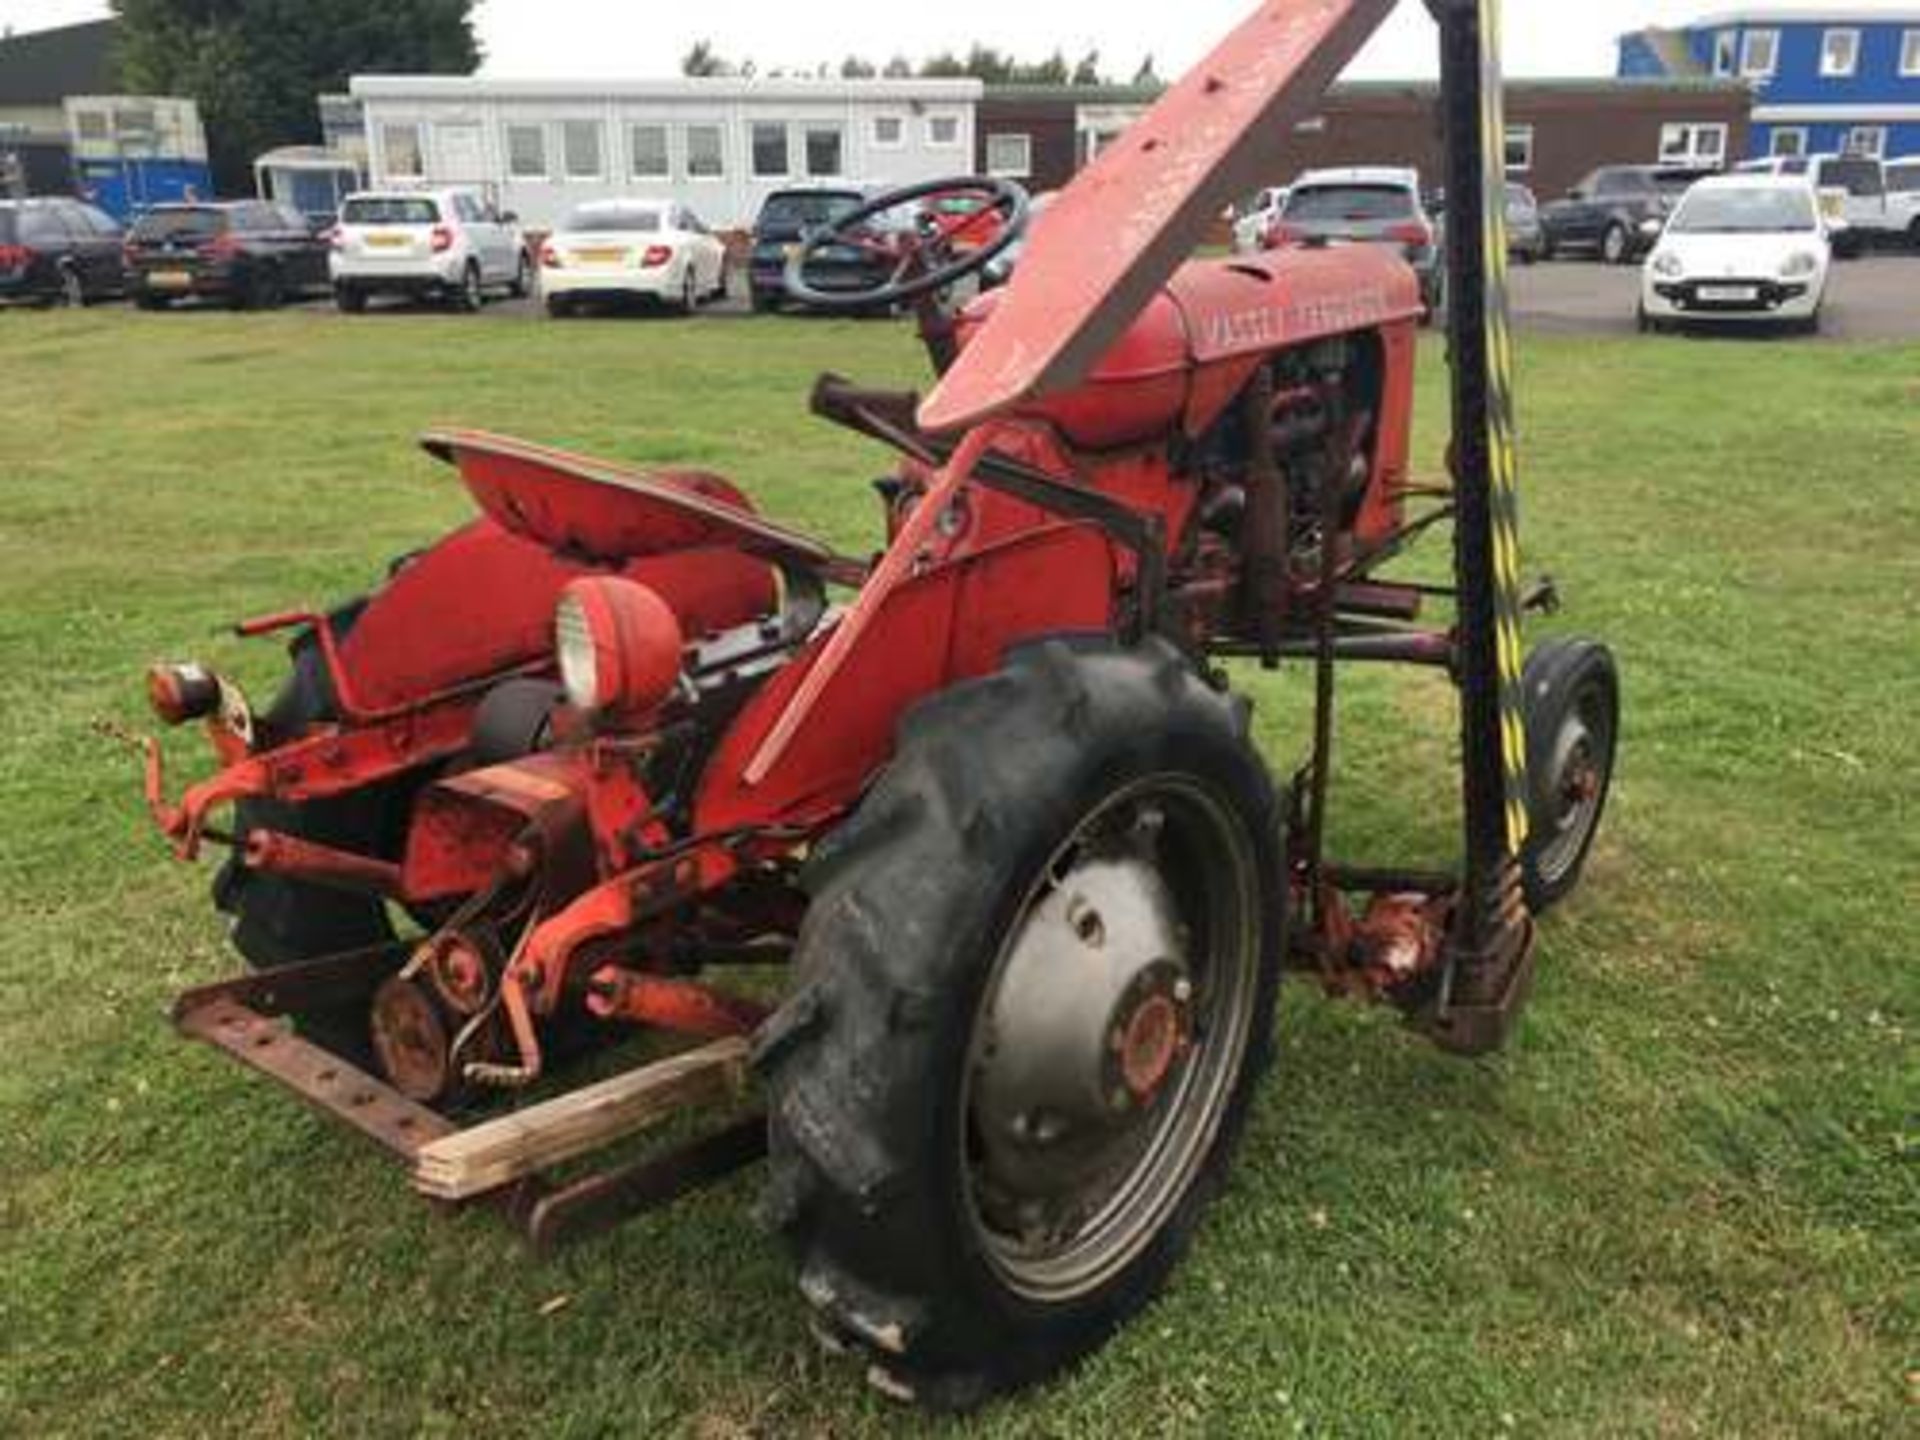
[782,175,1030,311]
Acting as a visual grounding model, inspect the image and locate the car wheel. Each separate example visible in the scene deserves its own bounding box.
[750,288,779,314]
[334,285,367,314]
[711,259,730,302]
[677,268,699,314]
[1601,223,1630,266]
[1907,218,1920,254]
[509,252,531,298]
[458,262,483,312]
[135,292,171,311]
[58,265,87,308]
[545,294,574,319]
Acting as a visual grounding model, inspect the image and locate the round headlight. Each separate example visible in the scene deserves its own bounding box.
[1650,251,1684,278]
[554,577,685,719]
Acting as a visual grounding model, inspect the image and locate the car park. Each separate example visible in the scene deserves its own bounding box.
[329,189,530,313]
[539,200,728,317]
[0,197,126,306]
[1262,166,1441,317]
[1232,186,1289,253]
[1429,182,1543,264]
[1638,174,1829,335]
[1539,165,1704,264]
[124,201,330,310]
[1887,157,1920,250]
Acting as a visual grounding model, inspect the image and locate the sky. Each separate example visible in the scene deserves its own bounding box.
[5,1,1918,81]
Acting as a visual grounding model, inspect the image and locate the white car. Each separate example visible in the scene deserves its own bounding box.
[1639,175,1830,335]
[330,189,530,312]
[1232,187,1289,253]
[540,200,729,317]
[1885,156,1920,250]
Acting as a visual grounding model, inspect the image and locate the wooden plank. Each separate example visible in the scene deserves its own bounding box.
[411,1037,750,1201]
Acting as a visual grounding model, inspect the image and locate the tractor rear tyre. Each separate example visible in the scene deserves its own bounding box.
[214,610,410,1059]
[1517,639,1619,915]
[757,639,1284,1409]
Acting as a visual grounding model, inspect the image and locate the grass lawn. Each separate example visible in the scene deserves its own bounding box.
[0,307,1914,1438]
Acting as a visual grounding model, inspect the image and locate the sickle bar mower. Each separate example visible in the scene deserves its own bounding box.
[124,0,1618,1408]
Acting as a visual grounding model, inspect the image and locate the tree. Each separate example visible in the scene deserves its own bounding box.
[112,0,479,193]
[1132,55,1161,87]
[839,56,876,79]
[681,40,729,77]
[1071,50,1104,86]
[882,55,913,78]
[919,51,967,78]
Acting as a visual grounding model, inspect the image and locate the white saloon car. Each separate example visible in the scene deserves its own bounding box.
[1639,175,1831,335]
[330,189,530,312]
[1232,187,1289,253]
[540,201,729,316]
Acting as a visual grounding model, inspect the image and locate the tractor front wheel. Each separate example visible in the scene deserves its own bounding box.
[1518,638,1620,914]
[757,639,1284,1408]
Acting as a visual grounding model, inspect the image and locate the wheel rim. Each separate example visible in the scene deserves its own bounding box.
[62,269,83,306]
[1604,227,1625,263]
[1533,683,1612,888]
[465,269,480,306]
[684,272,696,310]
[961,774,1261,1303]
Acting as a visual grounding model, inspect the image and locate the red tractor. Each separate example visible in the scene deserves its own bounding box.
[126,0,1617,1409]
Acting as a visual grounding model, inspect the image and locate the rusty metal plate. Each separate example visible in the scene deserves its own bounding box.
[177,996,455,1160]
[919,0,1395,434]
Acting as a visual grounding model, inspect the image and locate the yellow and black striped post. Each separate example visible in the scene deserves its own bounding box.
[1428,0,1537,1047]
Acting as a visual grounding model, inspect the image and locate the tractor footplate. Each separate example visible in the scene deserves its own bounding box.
[176,995,455,1160]
[1421,920,1538,1057]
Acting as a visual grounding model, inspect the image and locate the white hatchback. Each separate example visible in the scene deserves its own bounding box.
[329,189,530,312]
[540,200,730,317]
[1639,175,1830,335]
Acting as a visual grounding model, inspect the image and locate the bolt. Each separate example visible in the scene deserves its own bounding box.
[1068,898,1104,946]
[1173,977,1194,1004]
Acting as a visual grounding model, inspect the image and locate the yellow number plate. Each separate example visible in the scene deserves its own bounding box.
[150,270,193,290]
[365,233,410,248]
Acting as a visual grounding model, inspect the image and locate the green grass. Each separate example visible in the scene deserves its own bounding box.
[1,307,1915,1438]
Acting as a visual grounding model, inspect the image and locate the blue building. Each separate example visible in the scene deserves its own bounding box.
[1619,7,1920,162]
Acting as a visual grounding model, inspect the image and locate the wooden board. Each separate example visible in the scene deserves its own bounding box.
[411,1037,751,1201]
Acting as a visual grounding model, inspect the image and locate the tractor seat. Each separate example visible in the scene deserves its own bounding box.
[420,427,853,578]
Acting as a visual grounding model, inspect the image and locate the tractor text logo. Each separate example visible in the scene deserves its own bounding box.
[1203,288,1394,350]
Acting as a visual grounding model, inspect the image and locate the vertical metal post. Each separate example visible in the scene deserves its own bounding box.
[1426,0,1537,1054]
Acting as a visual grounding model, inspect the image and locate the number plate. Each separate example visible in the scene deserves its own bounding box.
[573,247,626,265]
[364,233,410,249]
[149,269,193,290]
[1697,284,1758,302]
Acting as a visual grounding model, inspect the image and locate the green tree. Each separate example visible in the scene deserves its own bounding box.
[681,40,729,77]
[919,51,967,78]
[839,55,876,78]
[1071,50,1104,86]
[1132,54,1161,87]
[112,0,479,192]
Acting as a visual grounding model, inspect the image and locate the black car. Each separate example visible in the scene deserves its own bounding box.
[748,187,898,313]
[124,201,331,310]
[1539,166,1708,264]
[0,197,127,306]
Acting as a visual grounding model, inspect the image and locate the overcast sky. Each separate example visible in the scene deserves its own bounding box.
[7,1,1919,81]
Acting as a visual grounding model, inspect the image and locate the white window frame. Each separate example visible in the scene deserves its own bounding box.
[560,119,604,181]
[1769,126,1807,159]
[629,122,670,181]
[985,132,1033,179]
[1845,125,1887,160]
[1820,29,1860,78]
[1503,124,1534,173]
[684,123,725,182]
[1902,29,1920,76]
[802,124,845,179]
[1741,28,1779,79]
[381,122,424,179]
[505,122,547,180]
[1713,30,1737,77]
[1658,121,1728,166]
[925,112,963,149]
[749,121,790,179]
[870,114,905,149]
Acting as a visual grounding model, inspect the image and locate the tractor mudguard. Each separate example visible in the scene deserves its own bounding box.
[694,522,1120,832]
[333,518,776,715]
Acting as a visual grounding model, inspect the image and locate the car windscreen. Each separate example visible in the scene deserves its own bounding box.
[1815,159,1883,197]
[562,206,662,233]
[1283,185,1415,222]
[342,196,441,225]
[758,193,862,229]
[1887,162,1920,193]
[1668,187,1817,234]
[130,208,229,241]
